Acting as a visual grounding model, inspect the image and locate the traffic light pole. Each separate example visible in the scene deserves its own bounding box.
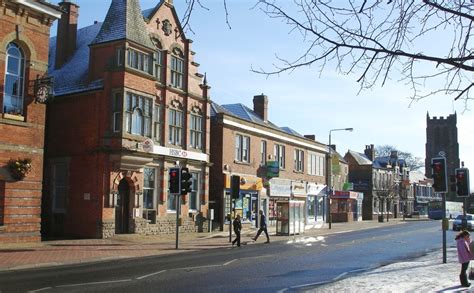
[175,194,180,250]
[229,196,232,243]
[442,192,447,264]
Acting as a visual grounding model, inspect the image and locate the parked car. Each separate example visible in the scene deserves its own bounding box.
[452,214,474,231]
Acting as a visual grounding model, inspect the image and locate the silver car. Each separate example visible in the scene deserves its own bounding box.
[452,214,474,231]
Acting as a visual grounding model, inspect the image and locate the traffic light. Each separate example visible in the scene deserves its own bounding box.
[431,157,447,193]
[231,175,240,199]
[169,167,181,194]
[180,167,193,195]
[455,168,470,197]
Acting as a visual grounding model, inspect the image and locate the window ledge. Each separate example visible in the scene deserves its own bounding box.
[3,113,25,122]
[234,160,251,166]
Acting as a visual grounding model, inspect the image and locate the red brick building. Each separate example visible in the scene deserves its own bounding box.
[44,0,210,238]
[210,95,328,233]
[0,0,61,243]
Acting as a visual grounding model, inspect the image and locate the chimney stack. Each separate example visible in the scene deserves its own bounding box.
[253,94,268,122]
[364,144,375,161]
[55,1,79,69]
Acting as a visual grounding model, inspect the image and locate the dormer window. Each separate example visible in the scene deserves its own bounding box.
[3,42,25,115]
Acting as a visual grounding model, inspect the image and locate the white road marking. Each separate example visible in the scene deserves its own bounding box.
[333,230,354,234]
[223,259,237,266]
[333,272,348,281]
[179,264,221,271]
[28,287,52,292]
[55,279,132,288]
[136,270,167,280]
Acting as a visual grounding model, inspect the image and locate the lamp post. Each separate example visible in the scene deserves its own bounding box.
[327,127,353,229]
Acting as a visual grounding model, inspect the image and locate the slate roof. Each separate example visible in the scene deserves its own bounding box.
[91,0,155,49]
[281,127,304,138]
[212,102,283,132]
[48,1,168,96]
[48,22,104,96]
[211,101,327,149]
[347,150,372,165]
[373,156,407,171]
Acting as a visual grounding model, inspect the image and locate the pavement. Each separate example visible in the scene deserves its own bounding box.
[0,217,468,292]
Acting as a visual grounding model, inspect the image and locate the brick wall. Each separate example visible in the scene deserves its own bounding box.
[0,1,58,243]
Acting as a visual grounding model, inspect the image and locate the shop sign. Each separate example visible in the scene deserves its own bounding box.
[343,182,354,191]
[266,161,280,178]
[152,145,208,162]
[142,138,154,153]
[353,179,370,191]
[224,174,263,191]
[291,181,307,196]
[269,178,291,197]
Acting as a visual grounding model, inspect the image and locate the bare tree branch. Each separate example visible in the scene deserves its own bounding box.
[251,0,474,105]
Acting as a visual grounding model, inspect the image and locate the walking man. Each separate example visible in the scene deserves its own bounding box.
[252,210,270,243]
[232,214,241,247]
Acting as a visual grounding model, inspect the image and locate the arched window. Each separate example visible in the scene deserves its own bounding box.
[125,92,152,137]
[132,108,144,135]
[152,38,164,82]
[168,102,183,146]
[170,47,184,89]
[3,43,25,115]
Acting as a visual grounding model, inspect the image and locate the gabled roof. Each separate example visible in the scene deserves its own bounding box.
[90,0,155,49]
[347,150,372,166]
[48,22,104,96]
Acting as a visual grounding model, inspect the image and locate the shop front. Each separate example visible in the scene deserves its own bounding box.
[267,178,292,226]
[307,183,327,225]
[331,191,364,222]
[224,174,263,228]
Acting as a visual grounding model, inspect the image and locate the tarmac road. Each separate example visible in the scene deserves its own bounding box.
[0,220,441,293]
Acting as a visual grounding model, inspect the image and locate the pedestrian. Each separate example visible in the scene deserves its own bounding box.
[232,214,241,247]
[455,230,471,287]
[252,210,270,243]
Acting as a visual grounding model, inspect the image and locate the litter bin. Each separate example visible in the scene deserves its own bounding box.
[378,215,384,222]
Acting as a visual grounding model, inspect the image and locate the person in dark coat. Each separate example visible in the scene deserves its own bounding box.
[252,210,270,243]
[232,214,242,247]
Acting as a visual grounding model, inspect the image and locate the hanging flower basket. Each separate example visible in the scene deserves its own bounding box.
[7,158,32,181]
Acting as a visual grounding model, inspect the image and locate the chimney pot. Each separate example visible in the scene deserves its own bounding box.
[253,94,268,122]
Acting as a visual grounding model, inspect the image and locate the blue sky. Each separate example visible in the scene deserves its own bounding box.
[51,0,473,185]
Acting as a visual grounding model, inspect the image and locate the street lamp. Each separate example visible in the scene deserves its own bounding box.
[327,128,353,229]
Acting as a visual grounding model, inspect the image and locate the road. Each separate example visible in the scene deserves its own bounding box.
[0,220,446,292]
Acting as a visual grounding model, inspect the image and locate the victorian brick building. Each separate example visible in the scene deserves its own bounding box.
[345,145,410,220]
[44,0,210,238]
[0,0,61,243]
[210,95,328,232]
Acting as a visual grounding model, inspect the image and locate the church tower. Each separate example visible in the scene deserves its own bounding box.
[425,113,460,197]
